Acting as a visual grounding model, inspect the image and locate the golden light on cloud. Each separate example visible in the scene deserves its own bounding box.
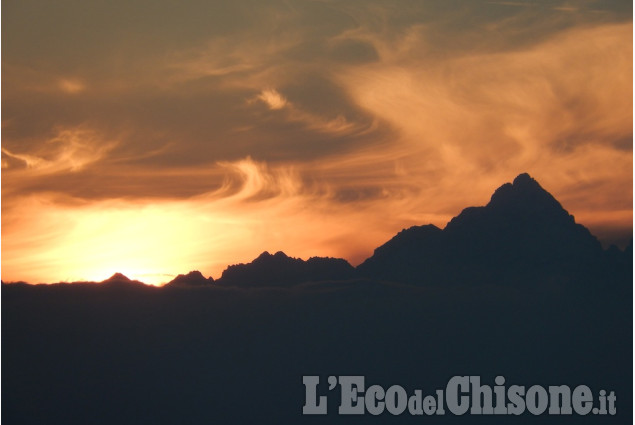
[257,88,288,110]
[2,127,117,174]
[58,79,85,94]
[2,157,435,285]
[334,22,632,217]
[1,1,631,285]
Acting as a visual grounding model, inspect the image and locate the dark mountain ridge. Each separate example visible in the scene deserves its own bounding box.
[3,175,631,424]
[216,251,356,287]
[165,270,214,287]
[3,173,630,288]
[211,173,629,287]
[358,173,617,285]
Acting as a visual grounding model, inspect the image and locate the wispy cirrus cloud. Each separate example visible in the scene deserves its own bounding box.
[2,127,117,174]
[2,0,631,284]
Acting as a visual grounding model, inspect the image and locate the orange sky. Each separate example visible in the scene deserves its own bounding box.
[2,1,632,285]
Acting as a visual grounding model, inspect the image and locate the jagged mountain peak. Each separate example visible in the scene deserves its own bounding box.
[358,173,604,285]
[165,270,214,287]
[103,273,131,283]
[218,251,355,287]
[446,173,573,233]
[486,173,566,215]
[255,251,289,261]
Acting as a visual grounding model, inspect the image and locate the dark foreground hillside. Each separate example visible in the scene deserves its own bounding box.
[3,279,631,424]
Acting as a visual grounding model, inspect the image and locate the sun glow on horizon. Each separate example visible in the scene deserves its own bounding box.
[1,199,205,285]
[2,163,631,286]
[2,159,446,285]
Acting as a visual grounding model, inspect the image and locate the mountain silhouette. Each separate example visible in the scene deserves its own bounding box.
[3,175,632,425]
[99,273,147,287]
[209,173,629,288]
[5,173,628,289]
[165,271,214,287]
[216,251,356,287]
[103,273,132,283]
[358,173,623,286]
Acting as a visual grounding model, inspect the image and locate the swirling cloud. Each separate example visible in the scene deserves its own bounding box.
[2,0,631,284]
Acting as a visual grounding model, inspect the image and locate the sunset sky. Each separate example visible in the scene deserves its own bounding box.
[2,0,632,285]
